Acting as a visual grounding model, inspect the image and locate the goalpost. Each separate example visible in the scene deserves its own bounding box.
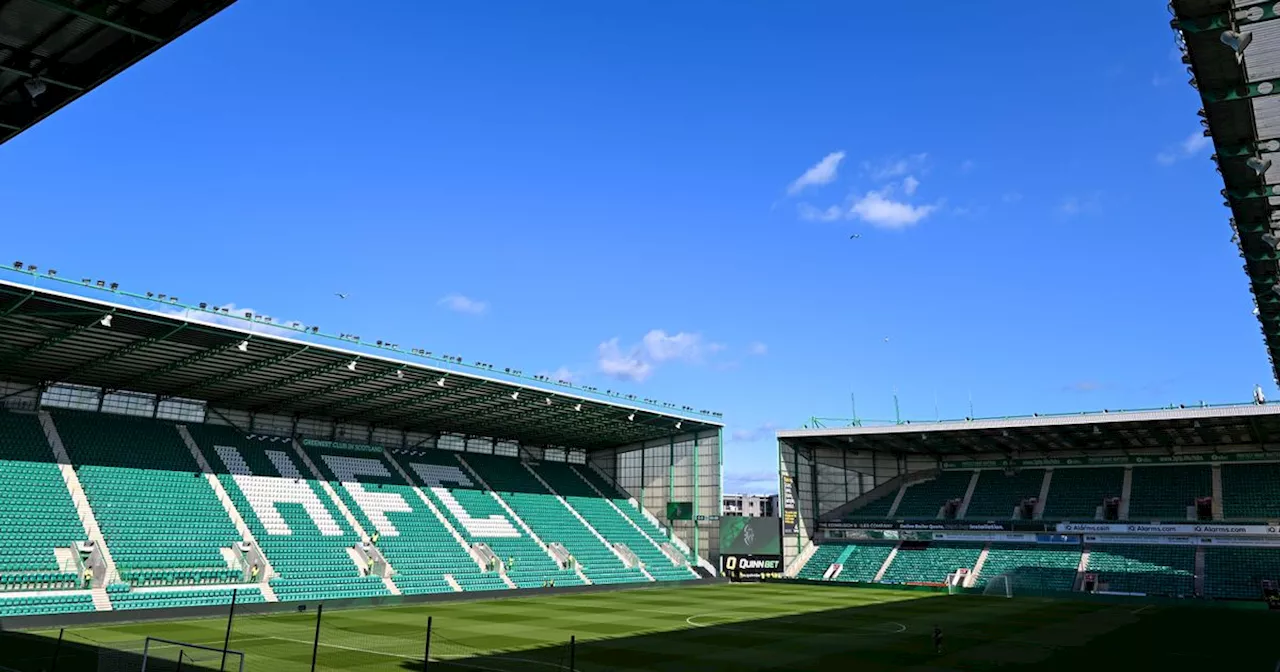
[944,568,970,595]
[981,574,1013,598]
[140,637,246,672]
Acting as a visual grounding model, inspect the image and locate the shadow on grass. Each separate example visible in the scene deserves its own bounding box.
[0,628,234,672]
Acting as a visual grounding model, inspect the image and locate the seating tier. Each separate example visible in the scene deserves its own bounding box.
[1127,466,1210,520]
[964,470,1044,519]
[1040,467,1123,520]
[893,472,972,519]
[975,543,1080,593]
[1086,544,1194,596]
[878,542,982,584]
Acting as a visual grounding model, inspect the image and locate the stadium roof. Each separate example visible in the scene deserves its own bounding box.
[0,0,235,146]
[777,402,1280,457]
[0,273,721,451]
[1173,0,1280,383]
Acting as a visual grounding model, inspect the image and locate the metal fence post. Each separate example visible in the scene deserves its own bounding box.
[220,588,237,672]
[49,627,64,672]
[423,616,432,671]
[569,635,576,672]
[310,604,324,672]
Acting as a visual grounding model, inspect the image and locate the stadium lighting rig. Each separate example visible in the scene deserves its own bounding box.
[0,260,723,421]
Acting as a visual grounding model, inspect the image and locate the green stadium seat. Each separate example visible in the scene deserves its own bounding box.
[964,470,1045,519]
[893,472,972,519]
[974,543,1080,593]
[1041,468,1124,520]
[1086,544,1194,596]
[878,542,983,584]
[1127,466,1210,520]
[830,543,895,582]
[52,411,245,588]
[1221,463,1280,519]
[795,544,845,580]
[1203,546,1280,599]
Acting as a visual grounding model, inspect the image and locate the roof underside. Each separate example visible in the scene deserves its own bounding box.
[1174,0,1280,383]
[778,404,1280,457]
[0,0,235,146]
[0,282,719,450]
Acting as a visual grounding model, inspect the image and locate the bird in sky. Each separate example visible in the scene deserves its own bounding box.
[850,233,861,239]
[883,337,890,343]
[335,293,348,299]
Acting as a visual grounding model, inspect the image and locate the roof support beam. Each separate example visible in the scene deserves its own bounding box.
[375,389,500,425]
[1177,5,1280,33]
[209,357,361,406]
[0,291,36,321]
[0,310,112,369]
[27,0,163,42]
[275,365,403,412]
[161,346,310,401]
[315,375,447,418]
[105,337,245,394]
[48,323,187,382]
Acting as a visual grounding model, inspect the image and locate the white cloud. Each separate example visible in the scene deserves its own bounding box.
[538,366,577,384]
[1156,131,1211,165]
[849,189,937,229]
[596,329,724,381]
[864,153,929,181]
[747,341,768,356]
[730,423,779,442]
[1057,193,1102,217]
[787,151,845,195]
[438,294,488,315]
[797,202,843,222]
[597,338,654,382]
[165,303,303,339]
[902,175,920,196]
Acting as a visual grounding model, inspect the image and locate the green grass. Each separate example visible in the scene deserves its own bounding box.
[7,582,1280,671]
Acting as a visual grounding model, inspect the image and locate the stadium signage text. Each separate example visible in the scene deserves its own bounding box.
[781,475,798,535]
[721,554,783,582]
[818,521,1037,532]
[301,439,383,454]
[1057,523,1278,536]
[943,452,1279,471]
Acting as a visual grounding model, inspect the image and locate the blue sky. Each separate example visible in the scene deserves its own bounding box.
[0,2,1266,496]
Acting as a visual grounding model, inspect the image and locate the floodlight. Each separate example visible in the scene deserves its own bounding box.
[109,282,118,291]
[510,391,519,401]
[396,369,404,379]
[436,377,446,387]
[27,265,36,273]
[574,403,582,412]
[627,413,635,422]
[1272,282,1280,297]
[199,302,208,309]
[244,311,252,318]
[147,292,154,298]
[311,326,319,333]
[1247,157,1272,176]
[1092,426,1102,436]
[544,397,552,406]
[11,261,21,269]
[346,360,357,372]
[95,280,104,287]
[236,340,249,353]
[47,269,55,277]
[675,421,682,430]
[81,278,90,284]
[23,78,45,100]
[1221,30,1253,55]
[99,314,112,328]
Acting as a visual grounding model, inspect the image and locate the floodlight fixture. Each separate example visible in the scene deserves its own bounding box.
[436,377,447,387]
[99,314,112,328]
[544,397,552,406]
[510,391,519,401]
[346,360,358,372]
[236,340,249,353]
[1248,156,1272,176]
[244,311,253,319]
[1272,282,1280,297]
[23,78,45,101]
[675,421,681,430]
[396,369,404,379]
[311,326,319,333]
[81,278,90,284]
[47,269,55,277]
[1221,30,1253,55]
[26,265,36,273]
[1092,426,1102,436]
[199,303,207,309]
[95,280,104,288]
[627,413,635,422]
[11,261,21,269]
[574,403,582,412]
[146,292,154,298]
[109,282,118,291]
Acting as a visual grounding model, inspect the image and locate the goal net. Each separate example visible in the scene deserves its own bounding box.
[981,574,1013,598]
[141,637,245,672]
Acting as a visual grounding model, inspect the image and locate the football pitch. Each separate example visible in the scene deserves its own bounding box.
[6,582,1278,672]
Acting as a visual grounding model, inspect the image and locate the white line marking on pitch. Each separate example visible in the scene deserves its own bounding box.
[1131,605,1153,615]
[684,612,907,635]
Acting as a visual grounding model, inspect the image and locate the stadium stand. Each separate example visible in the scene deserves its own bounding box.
[109,585,265,611]
[532,462,697,581]
[52,412,244,589]
[296,442,481,595]
[574,465,696,564]
[186,425,391,602]
[892,471,972,518]
[829,543,896,583]
[973,544,1080,593]
[963,469,1045,519]
[0,412,83,586]
[1203,547,1280,600]
[462,453,649,585]
[390,448,571,591]
[795,544,845,580]
[1126,466,1211,520]
[1220,463,1280,519]
[1040,467,1124,520]
[1085,545,1195,596]
[878,542,983,584]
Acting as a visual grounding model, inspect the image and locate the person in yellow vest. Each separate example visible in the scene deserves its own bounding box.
[508,557,515,572]
[372,532,380,546]
[366,556,375,576]
[251,563,260,582]
[82,566,93,589]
